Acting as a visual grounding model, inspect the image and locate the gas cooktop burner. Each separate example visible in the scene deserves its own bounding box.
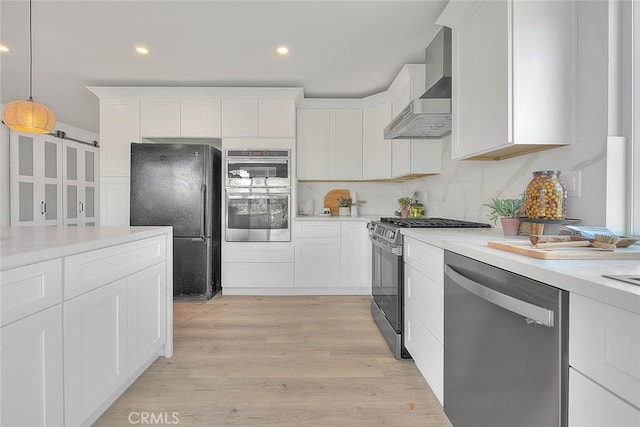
[380,217,491,228]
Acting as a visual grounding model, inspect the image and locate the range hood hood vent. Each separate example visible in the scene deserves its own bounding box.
[384,27,452,139]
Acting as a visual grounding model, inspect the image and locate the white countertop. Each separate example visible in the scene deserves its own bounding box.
[294,215,376,221]
[401,228,640,315]
[0,226,172,270]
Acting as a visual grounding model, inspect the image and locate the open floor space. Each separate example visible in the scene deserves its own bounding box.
[95,296,450,426]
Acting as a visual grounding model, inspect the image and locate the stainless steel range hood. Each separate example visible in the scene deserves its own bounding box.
[384,27,452,139]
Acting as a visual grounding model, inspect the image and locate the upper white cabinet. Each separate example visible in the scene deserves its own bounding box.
[141,98,222,137]
[362,102,392,180]
[99,98,140,177]
[222,98,295,137]
[63,140,99,227]
[10,132,63,226]
[297,108,363,181]
[387,65,442,179]
[437,0,577,160]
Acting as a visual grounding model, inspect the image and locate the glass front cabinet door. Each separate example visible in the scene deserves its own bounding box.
[63,141,98,227]
[10,132,63,226]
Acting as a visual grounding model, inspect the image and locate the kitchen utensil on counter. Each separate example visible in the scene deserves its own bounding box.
[324,189,351,215]
[530,234,638,248]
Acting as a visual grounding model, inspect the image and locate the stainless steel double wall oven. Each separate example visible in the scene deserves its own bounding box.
[225,150,291,242]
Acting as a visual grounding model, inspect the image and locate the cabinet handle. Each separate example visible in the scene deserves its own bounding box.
[41,201,46,215]
[79,201,84,213]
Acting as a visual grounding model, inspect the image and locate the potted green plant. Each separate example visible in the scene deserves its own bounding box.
[337,196,351,216]
[483,196,523,235]
[397,197,412,218]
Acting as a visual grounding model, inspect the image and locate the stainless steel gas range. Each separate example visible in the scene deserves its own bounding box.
[367,217,490,359]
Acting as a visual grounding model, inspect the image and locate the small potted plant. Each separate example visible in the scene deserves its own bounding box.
[483,196,523,235]
[337,196,351,216]
[397,197,413,218]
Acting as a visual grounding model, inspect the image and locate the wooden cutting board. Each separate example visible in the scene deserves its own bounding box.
[323,189,351,215]
[488,240,640,260]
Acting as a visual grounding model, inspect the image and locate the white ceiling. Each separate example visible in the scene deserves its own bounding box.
[1,0,448,134]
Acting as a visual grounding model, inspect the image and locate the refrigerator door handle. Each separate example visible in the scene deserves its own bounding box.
[200,184,206,238]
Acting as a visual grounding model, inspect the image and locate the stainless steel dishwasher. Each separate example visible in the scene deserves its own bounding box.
[444,251,568,427]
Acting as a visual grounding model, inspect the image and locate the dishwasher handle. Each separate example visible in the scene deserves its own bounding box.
[445,264,554,328]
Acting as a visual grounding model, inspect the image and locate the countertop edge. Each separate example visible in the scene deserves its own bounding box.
[1,226,173,270]
[401,228,640,315]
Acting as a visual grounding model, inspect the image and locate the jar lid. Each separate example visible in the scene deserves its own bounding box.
[532,170,561,176]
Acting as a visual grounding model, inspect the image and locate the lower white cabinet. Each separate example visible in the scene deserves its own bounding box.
[402,236,444,404]
[64,262,167,426]
[569,293,640,424]
[293,220,370,293]
[1,305,64,427]
[64,278,129,427]
[222,242,295,290]
[569,368,640,427]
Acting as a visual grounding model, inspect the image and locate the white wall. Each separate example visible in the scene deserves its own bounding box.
[299,1,610,228]
[0,109,99,226]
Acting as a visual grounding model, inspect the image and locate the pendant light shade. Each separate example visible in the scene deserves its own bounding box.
[3,99,56,133]
[2,0,56,134]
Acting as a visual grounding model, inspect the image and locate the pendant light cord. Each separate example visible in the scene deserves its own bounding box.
[28,0,33,102]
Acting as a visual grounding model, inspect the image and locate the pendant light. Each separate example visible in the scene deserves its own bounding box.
[2,0,56,133]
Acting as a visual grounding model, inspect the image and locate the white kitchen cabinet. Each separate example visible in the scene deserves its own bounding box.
[569,293,640,410]
[222,242,295,290]
[569,368,640,427]
[99,97,140,226]
[140,98,181,137]
[340,221,369,289]
[10,131,63,226]
[258,99,296,137]
[403,236,444,404]
[1,305,64,427]
[222,99,259,137]
[222,98,296,138]
[128,263,167,375]
[64,278,129,427]
[391,140,442,179]
[297,108,363,180]
[437,0,576,160]
[140,98,222,137]
[63,140,99,227]
[295,221,341,287]
[362,102,392,180]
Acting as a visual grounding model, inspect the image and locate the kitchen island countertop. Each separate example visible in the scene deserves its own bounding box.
[0,226,172,270]
[401,228,640,315]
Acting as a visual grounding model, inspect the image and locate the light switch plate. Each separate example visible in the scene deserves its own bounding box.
[563,171,581,198]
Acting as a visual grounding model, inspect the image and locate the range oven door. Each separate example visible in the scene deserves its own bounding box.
[226,150,290,188]
[370,236,403,333]
[226,188,290,242]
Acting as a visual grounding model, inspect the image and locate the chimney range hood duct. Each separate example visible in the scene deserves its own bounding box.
[384,27,452,139]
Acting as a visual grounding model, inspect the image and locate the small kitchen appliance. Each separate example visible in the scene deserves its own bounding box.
[368,217,490,359]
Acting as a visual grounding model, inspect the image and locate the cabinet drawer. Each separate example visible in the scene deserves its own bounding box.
[569,368,640,426]
[570,293,640,408]
[65,236,166,300]
[404,264,443,344]
[223,242,294,263]
[223,262,294,288]
[1,259,63,327]
[405,309,444,405]
[294,221,341,238]
[404,237,443,283]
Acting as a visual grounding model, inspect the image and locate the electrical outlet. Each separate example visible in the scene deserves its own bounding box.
[563,171,581,198]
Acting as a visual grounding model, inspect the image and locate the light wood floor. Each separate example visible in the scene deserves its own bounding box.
[95,296,451,426]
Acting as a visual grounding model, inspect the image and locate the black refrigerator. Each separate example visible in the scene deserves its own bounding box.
[130,143,221,299]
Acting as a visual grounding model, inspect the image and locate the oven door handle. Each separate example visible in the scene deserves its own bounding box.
[369,238,402,256]
[444,265,554,327]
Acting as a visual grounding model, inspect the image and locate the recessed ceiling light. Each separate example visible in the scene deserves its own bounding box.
[135,46,149,55]
[276,46,289,55]
[0,45,9,53]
